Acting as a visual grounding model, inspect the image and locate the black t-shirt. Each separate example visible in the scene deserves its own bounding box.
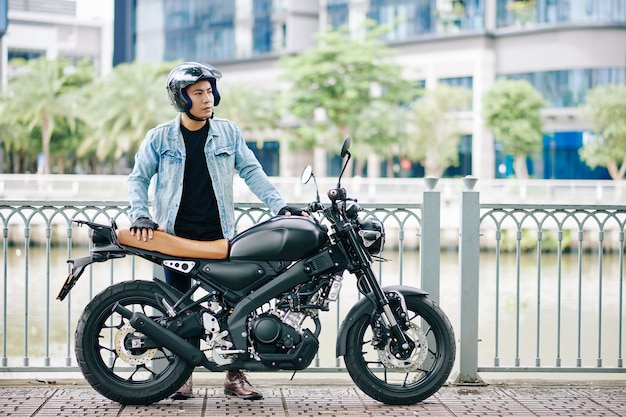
[174,121,223,241]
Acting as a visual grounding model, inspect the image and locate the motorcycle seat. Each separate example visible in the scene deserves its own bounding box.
[116,230,229,260]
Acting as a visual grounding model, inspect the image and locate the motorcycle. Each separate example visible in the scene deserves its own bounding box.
[57,137,455,405]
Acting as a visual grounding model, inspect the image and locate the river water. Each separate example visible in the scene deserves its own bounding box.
[1,245,624,370]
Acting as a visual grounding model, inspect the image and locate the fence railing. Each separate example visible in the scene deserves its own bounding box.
[1,177,625,381]
[0,196,436,372]
[457,177,626,382]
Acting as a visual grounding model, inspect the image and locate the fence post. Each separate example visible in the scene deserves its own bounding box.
[454,176,484,384]
[420,176,440,303]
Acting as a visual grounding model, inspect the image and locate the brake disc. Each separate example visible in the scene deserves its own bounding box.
[377,323,428,372]
[114,323,158,365]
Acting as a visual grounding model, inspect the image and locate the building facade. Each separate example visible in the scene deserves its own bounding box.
[117,0,626,180]
[1,0,112,86]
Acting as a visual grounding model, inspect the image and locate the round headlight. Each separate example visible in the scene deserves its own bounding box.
[358,217,385,254]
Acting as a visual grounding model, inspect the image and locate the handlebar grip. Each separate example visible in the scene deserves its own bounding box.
[308,202,323,212]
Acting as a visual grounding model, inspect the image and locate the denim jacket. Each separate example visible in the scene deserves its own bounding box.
[128,115,286,240]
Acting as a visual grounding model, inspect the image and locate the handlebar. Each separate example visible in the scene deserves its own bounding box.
[306,201,324,213]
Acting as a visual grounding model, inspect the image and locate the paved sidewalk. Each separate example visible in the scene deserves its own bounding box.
[0,376,625,417]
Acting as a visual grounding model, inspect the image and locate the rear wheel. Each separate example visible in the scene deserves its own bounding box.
[344,295,455,405]
[75,280,198,405]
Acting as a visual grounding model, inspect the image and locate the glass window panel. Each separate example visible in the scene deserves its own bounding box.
[440,76,473,89]
[327,2,349,28]
[503,68,626,107]
[498,0,626,27]
[162,0,235,61]
[8,48,44,61]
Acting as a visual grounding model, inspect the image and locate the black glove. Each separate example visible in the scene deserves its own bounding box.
[130,217,159,232]
[278,206,308,216]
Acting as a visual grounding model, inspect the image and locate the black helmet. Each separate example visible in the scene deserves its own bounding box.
[165,62,222,112]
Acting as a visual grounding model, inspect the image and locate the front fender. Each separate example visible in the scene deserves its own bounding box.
[335,285,428,358]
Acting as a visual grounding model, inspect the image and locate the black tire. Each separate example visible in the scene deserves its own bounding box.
[75,280,198,405]
[344,295,455,405]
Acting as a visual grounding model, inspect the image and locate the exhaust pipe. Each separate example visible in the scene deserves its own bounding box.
[113,303,206,366]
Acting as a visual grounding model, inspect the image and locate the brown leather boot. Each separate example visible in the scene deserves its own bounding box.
[171,376,193,400]
[224,370,263,400]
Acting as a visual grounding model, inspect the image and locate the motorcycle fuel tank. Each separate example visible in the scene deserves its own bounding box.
[229,216,327,260]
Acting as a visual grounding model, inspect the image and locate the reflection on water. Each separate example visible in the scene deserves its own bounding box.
[477,249,625,369]
[1,246,623,370]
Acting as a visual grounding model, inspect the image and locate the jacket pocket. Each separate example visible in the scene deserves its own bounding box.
[214,146,234,157]
[158,149,182,187]
[161,149,182,164]
[212,146,235,173]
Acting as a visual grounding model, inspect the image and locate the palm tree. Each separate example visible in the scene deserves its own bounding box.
[0,57,87,174]
[0,115,32,172]
[78,61,177,165]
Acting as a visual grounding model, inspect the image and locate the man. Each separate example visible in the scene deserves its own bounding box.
[127,62,304,400]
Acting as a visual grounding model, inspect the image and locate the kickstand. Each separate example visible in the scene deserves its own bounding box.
[290,371,297,381]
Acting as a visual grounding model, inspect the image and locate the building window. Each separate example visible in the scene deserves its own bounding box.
[252,0,271,54]
[164,30,195,61]
[504,68,626,108]
[364,0,484,40]
[327,0,349,28]
[197,28,235,61]
[497,0,626,28]
[164,0,193,30]
[368,0,433,39]
[542,132,610,180]
[163,0,236,62]
[439,75,473,89]
[8,48,44,61]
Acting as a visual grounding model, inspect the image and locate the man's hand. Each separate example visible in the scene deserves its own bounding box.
[278,206,310,217]
[129,217,163,241]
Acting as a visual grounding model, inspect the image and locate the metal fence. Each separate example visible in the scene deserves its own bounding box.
[0,196,435,372]
[1,178,625,380]
[457,178,625,382]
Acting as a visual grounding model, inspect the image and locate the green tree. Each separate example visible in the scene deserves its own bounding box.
[578,83,626,180]
[0,106,30,172]
[0,57,93,174]
[217,82,283,144]
[279,21,417,174]
[350,100,410,177]
[482,78,545,179]
[78,61,176,168]
[404,84,472,177]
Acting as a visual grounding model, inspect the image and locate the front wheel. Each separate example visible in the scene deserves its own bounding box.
[75,280,198,405]
[344,295,455,405]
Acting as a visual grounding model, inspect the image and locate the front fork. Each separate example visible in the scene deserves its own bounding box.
[347,233,415,358]
[344,224,415,359]
[376,291,415,359]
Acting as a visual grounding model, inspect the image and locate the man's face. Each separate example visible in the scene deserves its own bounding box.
[186,80,214,119]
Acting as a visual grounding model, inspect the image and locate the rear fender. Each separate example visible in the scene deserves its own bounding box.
[56,255,98,301]
[335,285,428,358]
[57,220,124,301]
